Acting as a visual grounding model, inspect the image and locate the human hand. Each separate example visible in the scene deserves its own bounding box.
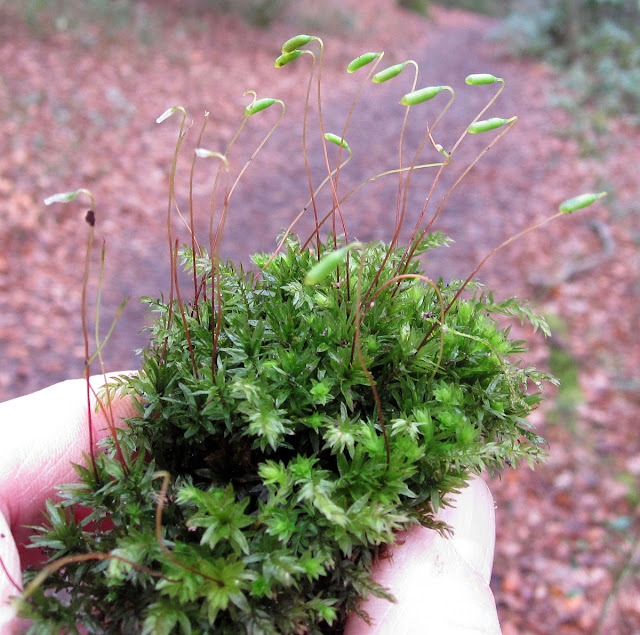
[0,374,139,632]
[0,377,500,633]
[345,475,500,634]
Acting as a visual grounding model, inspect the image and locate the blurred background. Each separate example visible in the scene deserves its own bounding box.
[0,0,638,631]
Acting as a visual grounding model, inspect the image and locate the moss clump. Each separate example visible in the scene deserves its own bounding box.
[21,235,549,633]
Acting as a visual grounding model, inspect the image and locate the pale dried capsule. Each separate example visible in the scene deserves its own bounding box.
[155,105,186,124]
[44,188,95,209]
[194,148,227,163]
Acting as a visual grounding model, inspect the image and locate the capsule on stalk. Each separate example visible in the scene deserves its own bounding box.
[372,62,408,83]
[559,192,607,214]
[400,85,450,106]
[467,116,517,134]
[281,34,314,54]
[347,51,383,73]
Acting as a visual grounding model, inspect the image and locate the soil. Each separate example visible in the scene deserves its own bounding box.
[1,0,639,632]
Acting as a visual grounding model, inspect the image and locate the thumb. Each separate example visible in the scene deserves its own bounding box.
[0,373,138,556]
[0,373,138,631]
[344,476,500,634]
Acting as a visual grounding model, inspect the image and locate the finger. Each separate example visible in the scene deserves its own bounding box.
[0,373,138,628]
[436,476,496,583]
[0,374,138,556]
[344,476,500,634]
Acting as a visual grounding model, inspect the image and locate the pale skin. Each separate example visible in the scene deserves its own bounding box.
[0,376,501,633]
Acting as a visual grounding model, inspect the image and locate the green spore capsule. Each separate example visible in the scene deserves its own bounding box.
[244,98,279,117]
[324,133,350,151]
[304,243,362,285]
[281,34,314,54]
[465,73,503,85]
[372,62,408,83]
[400,86,449,106]
[467,116,517,134]
[275,50,304,68]
[347,51,383,73]
[559,191,607,214]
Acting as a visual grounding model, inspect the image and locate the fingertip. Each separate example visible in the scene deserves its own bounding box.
[344,477,499,634]
[440,476,496,583]
[87,371,139,443]
[0,373,139,550]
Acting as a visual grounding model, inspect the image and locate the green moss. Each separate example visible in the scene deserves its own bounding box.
[20,236,551,632]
